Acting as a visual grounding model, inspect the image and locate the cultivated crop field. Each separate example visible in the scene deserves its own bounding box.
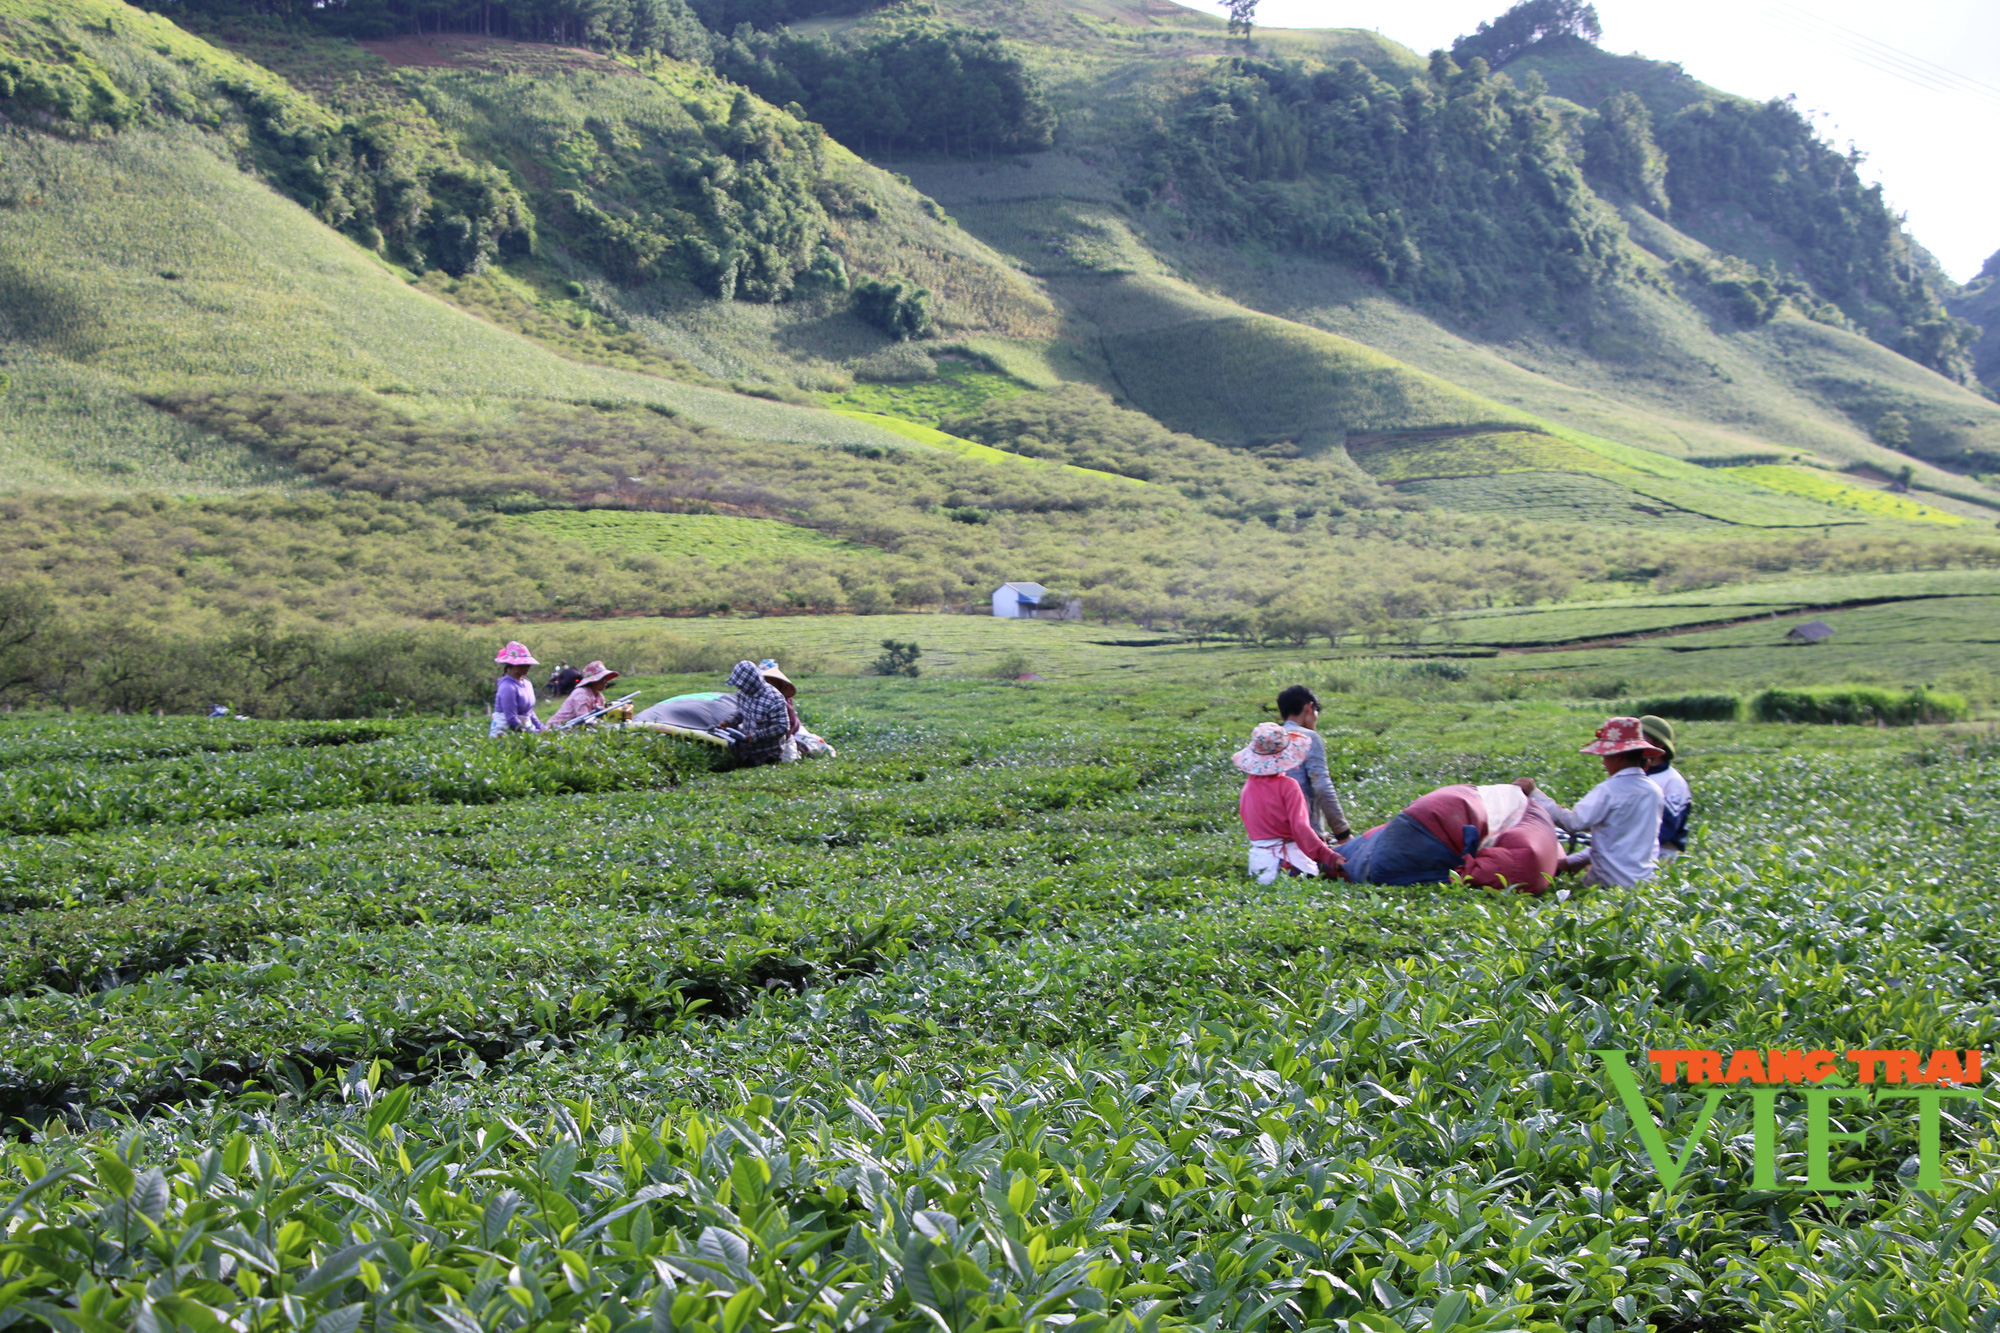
[1,646,1996,1331]
[1393,473,1731,529]
[1722,466,1968,526]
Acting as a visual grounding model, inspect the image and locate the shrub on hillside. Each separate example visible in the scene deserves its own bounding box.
[1748,686,1968,727]
[1623,692,1741,721]
[852,279,935,341]
[946,382,1387,516]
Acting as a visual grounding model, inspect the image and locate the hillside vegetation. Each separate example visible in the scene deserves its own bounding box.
[0,0,1995,660]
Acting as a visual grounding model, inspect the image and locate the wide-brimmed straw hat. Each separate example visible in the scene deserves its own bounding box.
[1639,714,1677,763]
[1232,721,1311,776]
[495,641,539,666]
[578,660,620,688]
[1581,716,1665,759]
[758,658,796,698]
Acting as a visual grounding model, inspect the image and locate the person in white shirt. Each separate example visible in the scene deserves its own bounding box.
[1515,716,1666,889]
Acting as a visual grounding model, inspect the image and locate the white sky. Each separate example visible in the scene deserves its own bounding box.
[1170,0,2000,282]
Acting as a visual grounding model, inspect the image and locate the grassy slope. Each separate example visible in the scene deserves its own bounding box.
[1078,273,1531,449]
[0,2,1071,488]
[886,0,2000,517]
[0,126,939,485]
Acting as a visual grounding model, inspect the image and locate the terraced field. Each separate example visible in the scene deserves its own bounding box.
[1393,471,1736,528]
[1725,465,1969,525]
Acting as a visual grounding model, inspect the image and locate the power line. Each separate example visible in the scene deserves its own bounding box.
[1759,2,2000,110]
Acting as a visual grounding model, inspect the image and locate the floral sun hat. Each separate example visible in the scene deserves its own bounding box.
[1232,721,1312,776]
[1580,716,1665,758]
[577,661,620,687]
[495,641,539,666]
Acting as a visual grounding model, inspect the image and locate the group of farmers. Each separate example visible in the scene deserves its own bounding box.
[488,640,831,766]
[492,638,1693,894]
[1234,685,1691,895]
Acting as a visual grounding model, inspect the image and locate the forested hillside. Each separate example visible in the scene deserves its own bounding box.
[1,0,1998,714]
[1950,250,2000,403]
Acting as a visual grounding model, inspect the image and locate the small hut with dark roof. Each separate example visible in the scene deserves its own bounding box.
[1786,620,1834,644]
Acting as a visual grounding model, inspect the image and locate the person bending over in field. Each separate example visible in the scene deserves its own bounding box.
[722,659,791,766]
[1234,723,1344,884]
[1516,716,1665,889]
[1276,685,1353,841]
[490,641,545,736]
[1462,795,1562,894]
[1332,782,1559,892]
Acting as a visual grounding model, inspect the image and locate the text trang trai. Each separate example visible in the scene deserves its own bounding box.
[1592,1049,1985,1192]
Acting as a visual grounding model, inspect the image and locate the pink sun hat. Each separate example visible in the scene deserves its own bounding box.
[1232,721,1312,776]
[495,641,539,666]
[1580,716,1665,758]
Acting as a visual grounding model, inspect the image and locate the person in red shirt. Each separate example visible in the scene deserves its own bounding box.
[1234,722,1343,884]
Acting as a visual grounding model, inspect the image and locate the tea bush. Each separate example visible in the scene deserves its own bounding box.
[0,671,1993,1330]
[1620,692,1741,721]
[1748,684,1969,726]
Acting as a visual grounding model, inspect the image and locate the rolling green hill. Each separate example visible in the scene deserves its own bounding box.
[0,0,1997,656]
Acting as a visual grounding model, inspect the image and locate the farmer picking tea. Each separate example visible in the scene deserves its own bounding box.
[1522,716,1667,888]
[547,660,622,729]
[489,641,545,736]
[1234,722,1344,884]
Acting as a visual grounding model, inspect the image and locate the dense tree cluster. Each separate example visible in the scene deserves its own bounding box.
[1449,0,1602,69]
[521,84,838,299]
[1144,55,1627,318]
[1580,92,1668,215]
[1656,96,1976,380]
[142,0,1051,163]
[10,11,861,299]
[851,278,934,340]
[715,23,1055,158]
[0,581,489,717]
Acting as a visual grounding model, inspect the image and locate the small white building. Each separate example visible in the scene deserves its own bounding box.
[991,582,1047,618]
[991,583,1082,619]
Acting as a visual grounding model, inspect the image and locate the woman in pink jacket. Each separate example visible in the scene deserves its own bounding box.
[1234,722,1343,884]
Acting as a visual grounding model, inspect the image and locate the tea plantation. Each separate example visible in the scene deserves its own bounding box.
[0,659,1995,1332]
